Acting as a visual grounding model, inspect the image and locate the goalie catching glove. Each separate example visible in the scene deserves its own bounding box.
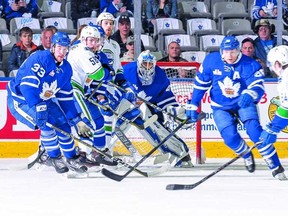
[71,116,94,137]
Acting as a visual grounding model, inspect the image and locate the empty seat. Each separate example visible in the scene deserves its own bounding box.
[0,18,9,34]
[65,1,71,19]
[199,35,224,52]
[179,1,212,19]
[187,18,219,36]
[43,17,76,34]
[153,18,186,52]
[9,18,42,40]
[151,51,163,61]
[181,51,207,63]
[141,34,156,51]
[212,2,249,29]
[0,70,5,77]
[221,19,254,35]
[38,0,65,23]
[77,18,98,29]
[165,34,199,52]
[1,34,17,76]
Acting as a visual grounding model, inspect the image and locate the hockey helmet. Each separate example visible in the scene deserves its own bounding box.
[267,45,288,73]
[51,31,71,47]
[220,36,240,51]
[89,24,105,38]
[97,12,115,25]
[80,26,100,40]
[137,50,156,86]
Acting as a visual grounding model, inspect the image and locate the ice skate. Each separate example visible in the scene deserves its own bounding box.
[51,156,69,174]
[88,149,118,166]
[37,146,52,167]
[244,154,255,173]
[66,155,88,173]
[272,165,288,181]
[174,154,194,168]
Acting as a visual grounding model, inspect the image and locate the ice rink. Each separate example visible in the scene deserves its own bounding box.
[1,158,288,216]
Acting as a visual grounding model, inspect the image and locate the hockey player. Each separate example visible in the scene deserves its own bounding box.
[120,50,193,167]
[6,32,93,174]
[96,12,136,145]
[67,25,117,166]
[259,45,288,180]
[185,35,284,179]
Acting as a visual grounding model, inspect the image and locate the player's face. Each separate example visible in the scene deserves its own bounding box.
[141,61,154,70]
[85,37,101,52]
[53,44,68,62]
[101,20,114,37]
[222,49,239,64]
[241,41,254,57]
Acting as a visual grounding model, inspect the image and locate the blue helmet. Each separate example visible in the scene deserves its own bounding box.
[89,24,105,38]
[51,31,71,47]
[220,36,239,51]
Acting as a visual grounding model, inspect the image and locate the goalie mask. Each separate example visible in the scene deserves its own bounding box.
[137,50,156,86]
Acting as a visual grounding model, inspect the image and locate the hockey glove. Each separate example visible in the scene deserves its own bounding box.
[121,82,136,103]
[238,90,256,108]
[185,104,199,123]
[260,123,278,146]
[99,100,113,116]
[72,116,93,137]
[35,102,48,128]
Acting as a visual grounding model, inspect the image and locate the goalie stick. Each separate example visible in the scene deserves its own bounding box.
[108,81,187,123]
[165,141,263,191]
[101,112,206,182]
[87,98,158,130]
[45,122,164,178]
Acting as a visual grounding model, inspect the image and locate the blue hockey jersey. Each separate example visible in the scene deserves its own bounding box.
[7,50,78,120]
[123,62,178,109]
[191,52,265,110]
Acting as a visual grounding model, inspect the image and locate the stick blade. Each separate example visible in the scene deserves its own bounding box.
[166,184,196,190]
[101,168,125,182]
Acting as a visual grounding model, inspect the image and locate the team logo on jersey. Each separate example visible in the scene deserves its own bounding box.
[40,81,60,100]
[49,70,55,77]
[213,69,222,75]
[268,96,288,133]
[218,77,240,98]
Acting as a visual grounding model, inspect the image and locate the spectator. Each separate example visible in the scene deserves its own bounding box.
[157,41,195,78]
[111,13,144,57]
[100,0,133,16]
[253,19,288,77]
[71,0,100,29]
[0,0,4,18]
[0,39,2,72]
[252,0,288,28]
[241,37,267,73]
[8,26,37,76]
[3,0,38,24]
[158,41,187,62]
[145,0,178,33]
[45,25,58,34]
[120,35,135,62]
[31,27,54,52]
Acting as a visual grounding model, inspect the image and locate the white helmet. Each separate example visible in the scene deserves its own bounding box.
[80,26,100,41]
[97,12,115,25]
[267,45,288,69]
[137,50,156,85]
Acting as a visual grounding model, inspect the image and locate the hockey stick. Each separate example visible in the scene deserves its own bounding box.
[108,81,187,123]
[166,141,263,190]
[114,126,142,160]
[46,122,150,177]
[87,98,158,130]
[27,146,46,169]
[101,112,206,182]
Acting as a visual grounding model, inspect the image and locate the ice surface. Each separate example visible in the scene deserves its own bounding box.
[0,158,288,216]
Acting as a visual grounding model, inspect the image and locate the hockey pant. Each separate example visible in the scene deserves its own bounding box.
[213,106,281,170]
[7,98,77,159]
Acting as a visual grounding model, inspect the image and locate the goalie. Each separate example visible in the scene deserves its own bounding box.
[109,50,194,168]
